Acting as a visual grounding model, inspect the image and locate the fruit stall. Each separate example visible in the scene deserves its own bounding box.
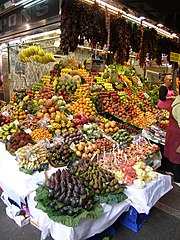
[0,55,173,239]
[0,0,179,239]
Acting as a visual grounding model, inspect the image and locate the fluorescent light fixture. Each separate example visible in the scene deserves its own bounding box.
[139,16,146,20]
[22,29,59,41]
[25,23,30,30]
[14,0,30,6]
[24,0,45,8]
[157,23,164,28]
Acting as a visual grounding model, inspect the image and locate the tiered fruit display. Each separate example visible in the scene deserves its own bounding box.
[0,123,18,140]
[37,84,54,99]
[19,118,39,131]
[130,111,157,129]
[0,113,11,126]
[156,120,169,131]
[71,159,125,195]
[115,161,158,187]
[6,130,33,153]
[50,111,73,135]
[16,142,48,170]
[95,138,114,151]
[81,124,103,141]
[30,128,52,141]
[71,113,89,128]
[25,90,35,100]
[111,129,132,147]
[74,84,90,99]
[98,120,119,135]
[45,168,93,216]
[57,85,74,103]
[32,81,44,92]
[11,107,27,120]
[47,144,75,167]
[73,141,100,159]
[117,123,141,135]
[62,129,86,145]
[69,98,96,117]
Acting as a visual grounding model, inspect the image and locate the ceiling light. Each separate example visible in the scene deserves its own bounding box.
[14,0,30,6]
[139,16,146,20]
[24,0,45,8]
[157,23,164,28]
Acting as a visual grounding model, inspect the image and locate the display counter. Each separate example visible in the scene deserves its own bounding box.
[0,141,173,240]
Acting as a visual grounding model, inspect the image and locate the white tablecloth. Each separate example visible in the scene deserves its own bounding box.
[124,173,173,214]
[0,142,63,205]
[27,191,130,240]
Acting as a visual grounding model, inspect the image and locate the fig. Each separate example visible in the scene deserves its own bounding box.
[58,192,66,202]
[67,209,74,216]
[54,204,60,211]
[54,191,61,199]
[48,192,54,200]
[70,199,78,208]
[63,198,70,206]
[45,179,51,188]
[48,202,55,208]
[74,186,80,194]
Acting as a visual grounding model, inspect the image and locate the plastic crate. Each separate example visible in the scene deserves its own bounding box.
[119,206,149,232]
[87,226,116,240]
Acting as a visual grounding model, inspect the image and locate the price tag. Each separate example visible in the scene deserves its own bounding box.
[6,135,11,141]
[67,115,73,121]
[70,142,76,151]
[40,163,49,170]
[24,129,32,134]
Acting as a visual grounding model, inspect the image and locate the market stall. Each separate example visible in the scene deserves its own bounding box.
[0,1,179,239]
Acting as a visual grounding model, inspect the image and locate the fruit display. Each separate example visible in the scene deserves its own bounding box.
[81,124,103,141]
[37,84,54,99]
[71,159,125,196]
[73,141,100,159]
[47,144,75,167]
[0,113,11,126]
[19,118,39,131]
[45,168,93,216]
[25,90,35,100]
[95,138,114,151]
[62,129,86,145]
[111,129,133,147]
[69,98,96,117]
[30,128,52,141]
[98,120,119,135]
[6,130,33,153]
[117,123,141,135]
[50,111,73,135]
[11,107,27,120]
[16,142,48,170]
[115,161,158,187]
[71,113,89,128]
[74,85,90,99]
[32,81,44,92]
[130,111,157,129]
[156,120,169,131]
[0,123,18,140]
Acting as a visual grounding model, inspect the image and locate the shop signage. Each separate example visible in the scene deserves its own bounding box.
[170,52,180,63]
[0,0,59,36]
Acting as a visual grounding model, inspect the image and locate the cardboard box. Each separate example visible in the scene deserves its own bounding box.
[6,206,30,227]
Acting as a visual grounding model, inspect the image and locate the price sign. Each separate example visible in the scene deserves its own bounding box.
[170,52,180,63]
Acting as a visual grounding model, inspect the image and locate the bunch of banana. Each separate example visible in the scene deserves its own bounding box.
[18,45,56,64]
[103,83,114,91]
[42,75,51,85]
[61,68,72,75]
[16,142,48,170]
[78,69,88,77]
[0,123,18,140]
